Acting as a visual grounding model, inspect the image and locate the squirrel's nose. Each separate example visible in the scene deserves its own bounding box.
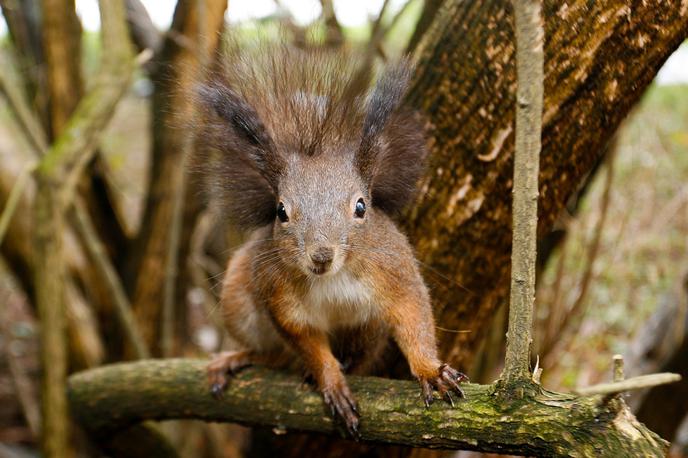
[310,246,334,269]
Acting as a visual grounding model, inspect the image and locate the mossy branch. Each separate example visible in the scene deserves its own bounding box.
[68,359,669,457]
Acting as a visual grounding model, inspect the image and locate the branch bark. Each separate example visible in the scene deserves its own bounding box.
[67,359,669,457]
[501,0,543,384]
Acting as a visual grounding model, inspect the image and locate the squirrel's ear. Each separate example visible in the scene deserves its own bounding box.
[357,60,428,216]
[197,80,283,188]
[195,80,283,230]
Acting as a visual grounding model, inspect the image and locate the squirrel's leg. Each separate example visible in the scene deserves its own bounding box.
[207,349,253,398]
[281,325,360,437]
[382,296,468,407]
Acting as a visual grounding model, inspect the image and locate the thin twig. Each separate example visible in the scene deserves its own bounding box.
[0,161,37,246]
[561,149,615,333]
[576,373,681,396]
[0,52,48,156]
[613,354,624,382]
[501,0,544,384]
[380,0,416,43]
[72,200,150,359]
[542,236,569,351]
[366,0,391,60]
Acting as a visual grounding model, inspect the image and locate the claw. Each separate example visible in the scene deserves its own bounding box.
[210,383,225,399]
[421,379,434,407]
[351,400,359,415]
[322,383,360,439]
[206,350,252,400]
[349,419,361,441]
[419,363,468,408]
[443,390,455,407]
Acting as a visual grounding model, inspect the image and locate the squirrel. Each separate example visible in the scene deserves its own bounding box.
[195,44,467,437]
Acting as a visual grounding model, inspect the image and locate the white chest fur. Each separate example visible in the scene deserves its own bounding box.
[292,269,377,332]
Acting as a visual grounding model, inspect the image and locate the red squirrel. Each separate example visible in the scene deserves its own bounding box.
[196,44,467,436]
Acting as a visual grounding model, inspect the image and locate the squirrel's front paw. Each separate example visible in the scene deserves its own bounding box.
[206,350,253,399]
[419,363,469,407]
[321,381,360,439]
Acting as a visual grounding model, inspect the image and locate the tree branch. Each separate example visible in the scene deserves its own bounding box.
[576,373,682,396]
[68,359,669,456]
[501,0,544,383]
[71,201,150,359]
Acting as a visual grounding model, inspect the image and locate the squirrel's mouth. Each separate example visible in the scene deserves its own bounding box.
[309,265,329,275]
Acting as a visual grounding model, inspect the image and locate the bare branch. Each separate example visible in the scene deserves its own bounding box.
[501,0,544,383]
[576,373,682,396]
[0,52,48,155]
[0,161,37,246]
[71,201,150,359]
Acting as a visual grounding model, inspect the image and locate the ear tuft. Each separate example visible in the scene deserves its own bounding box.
[357,60,428,217]
[361,60,413,145]
[197,82,274,150]
[194,78,283,230]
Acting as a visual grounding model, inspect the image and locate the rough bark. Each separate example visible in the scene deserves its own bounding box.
[128,0,227,354]
[403,0,688,370]
[67,360,669,457]
[501,0,543,384]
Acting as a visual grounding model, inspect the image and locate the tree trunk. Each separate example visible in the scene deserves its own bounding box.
[403,0,688,370]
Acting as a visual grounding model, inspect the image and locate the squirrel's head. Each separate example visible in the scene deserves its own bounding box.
[196,46,427,277]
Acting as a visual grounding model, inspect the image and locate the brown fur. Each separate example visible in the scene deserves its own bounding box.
[198,43,466,436]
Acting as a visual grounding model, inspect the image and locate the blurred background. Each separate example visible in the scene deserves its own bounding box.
[0,1,687,457]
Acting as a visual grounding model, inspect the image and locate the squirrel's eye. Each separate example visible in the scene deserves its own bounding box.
[354,198,366,219]
[277,202,289,223]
